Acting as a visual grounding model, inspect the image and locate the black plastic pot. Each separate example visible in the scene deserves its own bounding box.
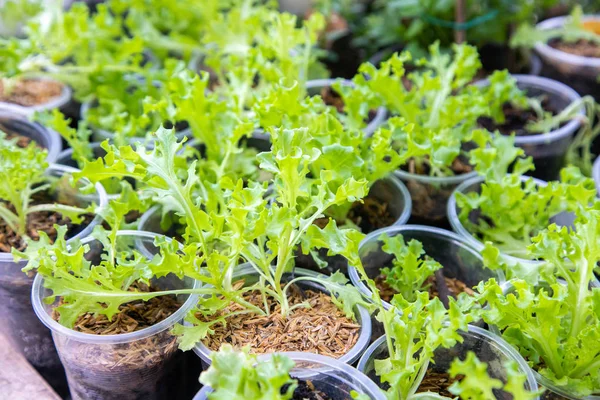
[0,113,62,163]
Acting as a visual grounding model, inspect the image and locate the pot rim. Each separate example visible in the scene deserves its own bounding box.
[0,76,72,113]
[357,324,540,398]
[0,164,108,262]
[192,266,372,366]
[381,174,412,226]
[305,78,388,137]
[194,351,386,400]
[0,112,62,163]
[31,230,200,344]
[447,174,548,266]
[394,168,479,186]
[473,74,584,145]
[535,15,600,68]
[348,224,504,311]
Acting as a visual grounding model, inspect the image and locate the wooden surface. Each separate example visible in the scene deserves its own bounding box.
[0,333,61,400]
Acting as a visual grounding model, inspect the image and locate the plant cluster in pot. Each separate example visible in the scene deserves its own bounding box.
[474,74,584,181]
[447,136,598,279]
[0,136,107,396]
[345,43,527,229]
[24,228,202,400]
[478,209,600,399]
[512,7,600,101]
[195,345,386,400]
[0,112,62,163]
[76,128,376,369]
[354,266,539,399]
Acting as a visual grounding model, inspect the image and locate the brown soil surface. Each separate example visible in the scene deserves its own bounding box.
[52,282,182,335]
[375,274,473,303]
[201,287,360,359]
[416,370,458,397]
[549,38,600,58]
[0,79,63,106]
[320,86,377,124]
[291,380,332,400]
[0,191,93,253]
[4,131,34,148]
[478,98,561,136]
[315,197,395,233]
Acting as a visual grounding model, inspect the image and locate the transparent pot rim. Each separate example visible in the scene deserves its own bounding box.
[394,168,479,186]
[447,174,547,266]
[194,351,386,400]
[473,74,584,145]
[357,324,539,398]
[535,15,600,68]
[0,76,72,113]
[0,163,107,262]
[593,157,600,197]
[489,282,600,400]
[80,100,191,144]
[382,174,412,226]
[348,224,504,311]
[305,78,388,137]
[192,266,372,366]
[31,230,199,344]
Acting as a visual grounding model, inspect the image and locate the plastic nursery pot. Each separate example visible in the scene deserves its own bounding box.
[194,352,386,400]
[475,74,584,181]
[305,78,387,137]
[80,100,191,146]
[295,176,412,276]
[357,325,539,399]
[192,267,372,368]
[489,284,600,400]
[348,225,504,312]
[394,167,478,230]
[0,164,107,396]
[31,231,200,400]
[0,113,62,163]
[447,174,575,269]
[0,77,72,114]
[535,15,600,101]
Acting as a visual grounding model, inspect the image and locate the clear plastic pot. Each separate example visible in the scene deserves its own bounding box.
[0,77,72,114]
[0,164,107,395]
[194,351,386,400]
[447,174,575,269]
[394,168,478,229]
[0,112,62,163]
[593,156,600,196]
[295,176,412,276]
[305,78,388,137]
[192,267,372,368]
[474,74,584,181]
[80,100,191,146]
[357,325,539,399]
[535,15,600,100]
[31,231,200,400]
[348,225,504,313]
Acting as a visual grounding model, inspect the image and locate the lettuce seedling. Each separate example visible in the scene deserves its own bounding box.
[457,135,597,259]
[0,134,91,241]
[511,6,600,49]
[478,209,600,396]
[378,233,442,302]
[200,345,297,400]
[351,43,527,178]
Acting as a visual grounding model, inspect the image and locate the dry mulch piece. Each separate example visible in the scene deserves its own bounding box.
[375,274,473,303]
[0,79,64,106]
[416,370,458,397]
[201,287,361,358]
[0,191,93,253]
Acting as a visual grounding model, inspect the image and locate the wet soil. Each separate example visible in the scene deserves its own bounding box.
[477,98,561,136]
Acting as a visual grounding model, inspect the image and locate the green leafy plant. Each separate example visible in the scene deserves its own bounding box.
[477,208,600,397]
[378,233,442,302]
[0,133,91,242]
[352,43,527,178]
[456,136,597,259]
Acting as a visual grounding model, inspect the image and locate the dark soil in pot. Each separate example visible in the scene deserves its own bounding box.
[53,284,200,400]
[375,273,474,304]
[318,85,379,124]
[402,157,473,230]
[0,79,64,107]
[4,130,36,148]
[201,285,360,359]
